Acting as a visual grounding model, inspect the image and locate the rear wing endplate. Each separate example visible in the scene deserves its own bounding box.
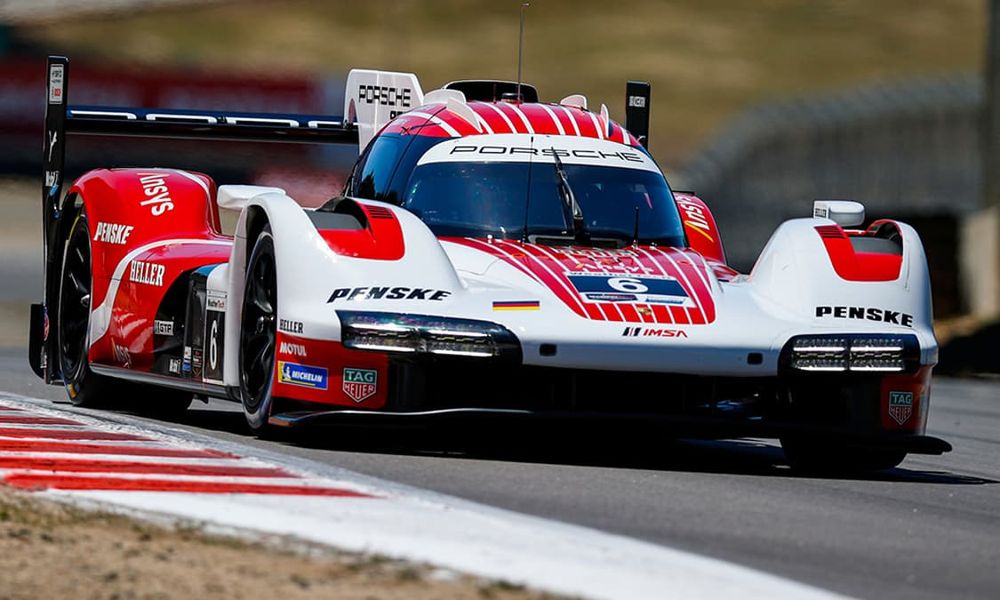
[344,69,424,151]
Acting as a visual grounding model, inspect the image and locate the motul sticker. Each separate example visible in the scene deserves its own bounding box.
[888,391,913,425]
[343,368,377,403]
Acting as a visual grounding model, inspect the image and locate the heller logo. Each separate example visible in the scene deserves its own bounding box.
[343,368,377,403]
[888,391,914,425]
[278,361,328,390]
[129,260,165,287]
[279,319,303,334]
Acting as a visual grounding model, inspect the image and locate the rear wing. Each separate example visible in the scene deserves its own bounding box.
[31,55,363,382]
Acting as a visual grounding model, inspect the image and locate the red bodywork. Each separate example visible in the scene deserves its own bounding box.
[319,203,405,261]
[381,101,641,144]
[70,168,231,370]
[273,333,389,409]
[445,238,717,325]
[815,222,903,282]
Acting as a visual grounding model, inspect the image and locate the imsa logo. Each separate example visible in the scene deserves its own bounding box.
[888,391,914,425]
[343,367,377,403]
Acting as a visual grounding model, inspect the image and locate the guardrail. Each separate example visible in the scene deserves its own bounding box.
[674,74,982,278]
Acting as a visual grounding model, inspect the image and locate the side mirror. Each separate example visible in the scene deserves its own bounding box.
[813,200,865,227]
[217,185,285,212]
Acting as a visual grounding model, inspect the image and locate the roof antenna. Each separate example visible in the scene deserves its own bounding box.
[516,3,529,102]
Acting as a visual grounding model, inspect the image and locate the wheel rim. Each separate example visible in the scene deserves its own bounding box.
[240,236,277,413]
[59,220,92,382]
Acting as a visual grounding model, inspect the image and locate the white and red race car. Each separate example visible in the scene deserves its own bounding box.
[30,56,950,471]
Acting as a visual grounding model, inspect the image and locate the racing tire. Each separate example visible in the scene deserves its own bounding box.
[58,210,193,414]
[57,211,128,407]
[780,436,907,474]
[239,228,279,435]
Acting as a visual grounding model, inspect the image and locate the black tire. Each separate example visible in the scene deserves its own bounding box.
[58,210,194,415]
[57,211,129,407]
[239,228,278,434]
[780,436,906,474]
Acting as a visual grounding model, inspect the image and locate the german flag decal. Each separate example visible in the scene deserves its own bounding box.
[493,300,540,311]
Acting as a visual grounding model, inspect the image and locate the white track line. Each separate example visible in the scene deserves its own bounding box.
[0,392,842,600]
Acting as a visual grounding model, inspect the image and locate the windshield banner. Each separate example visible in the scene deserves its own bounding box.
[416,133,660,172]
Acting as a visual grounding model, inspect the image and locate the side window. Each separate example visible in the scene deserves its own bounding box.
[353,135,405,201]
[383,135,448,205]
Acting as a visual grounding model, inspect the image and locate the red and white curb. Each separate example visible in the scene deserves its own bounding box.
[0,392,841,600]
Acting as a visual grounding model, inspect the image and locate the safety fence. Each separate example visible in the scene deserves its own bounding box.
[673,74,982,284]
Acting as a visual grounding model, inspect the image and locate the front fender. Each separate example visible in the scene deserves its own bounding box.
[748,218,936,364]
[222,194,464,387]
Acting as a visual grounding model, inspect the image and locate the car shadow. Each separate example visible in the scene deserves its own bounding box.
[164,405,996,486]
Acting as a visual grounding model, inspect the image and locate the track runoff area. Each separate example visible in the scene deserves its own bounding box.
[0,392,839,600]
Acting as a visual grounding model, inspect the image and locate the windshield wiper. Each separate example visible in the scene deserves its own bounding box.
[551,150,589,245]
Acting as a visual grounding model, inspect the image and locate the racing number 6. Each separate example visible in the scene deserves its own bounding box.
[208,319,218,372]
[608,277,648,293]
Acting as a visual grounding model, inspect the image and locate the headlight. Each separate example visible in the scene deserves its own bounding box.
[337,311,521,359]
[784,334,918,373]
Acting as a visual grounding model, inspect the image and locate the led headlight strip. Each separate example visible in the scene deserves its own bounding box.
[337,311,521,360]
[784,334,919,373]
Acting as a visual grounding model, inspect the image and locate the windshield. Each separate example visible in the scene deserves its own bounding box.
[402,161,686,246]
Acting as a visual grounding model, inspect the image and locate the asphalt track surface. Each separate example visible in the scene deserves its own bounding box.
[1,347,998,600]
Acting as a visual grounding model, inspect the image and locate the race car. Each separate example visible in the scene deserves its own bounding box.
[30,56,951,471]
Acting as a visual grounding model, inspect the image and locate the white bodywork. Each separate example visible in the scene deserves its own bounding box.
[216,194,936,389]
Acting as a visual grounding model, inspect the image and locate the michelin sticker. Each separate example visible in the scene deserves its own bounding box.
[278,361,328,390]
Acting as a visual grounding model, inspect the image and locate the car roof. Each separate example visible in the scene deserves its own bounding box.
[380,100,641,147]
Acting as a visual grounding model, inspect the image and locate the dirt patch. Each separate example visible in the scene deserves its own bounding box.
[0,486,563,600]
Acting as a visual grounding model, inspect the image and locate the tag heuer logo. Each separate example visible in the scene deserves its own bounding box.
[888,391,914,425]
[343,368,377,403]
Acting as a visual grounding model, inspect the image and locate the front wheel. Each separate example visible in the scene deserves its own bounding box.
[780,436,906,474]
[239,228,278,435]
